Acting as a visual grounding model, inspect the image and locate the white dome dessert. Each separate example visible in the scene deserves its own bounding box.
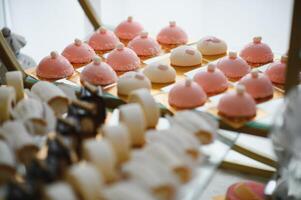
[143,63,176,83]
[197,36,227,56]
[170,45,202,67]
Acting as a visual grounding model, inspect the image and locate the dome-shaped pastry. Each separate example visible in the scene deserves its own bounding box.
[106,43,140,72]
[239,69,273,102]
[197,36,227,56]
[265,55,287,84]
[117,71,151,96]
[114,16,144,41]
[88,27,120,54]
[127,32,161,58]
[226,181,265,200]
[80,57,117,86]
[239,36,273,66]
[168,79,207,109]
[193,63,228,95]
[170,46,202,67]
[36,51,74,79]
[143,63,176,84]
[157,21,188,45]
[217,51,251,80]
[217,85,256,120]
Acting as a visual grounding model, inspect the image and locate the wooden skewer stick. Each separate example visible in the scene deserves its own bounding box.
[78,0,102,30]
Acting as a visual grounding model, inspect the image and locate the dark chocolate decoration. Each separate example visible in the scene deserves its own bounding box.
[5,181,40,200]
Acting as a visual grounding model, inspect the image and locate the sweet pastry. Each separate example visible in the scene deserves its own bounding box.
[83,139,117,182]
[119,103,146,147]
[36,51,74,80]
[114,16,144,42]
[117,71,151,96]
[197,36,227,56]
[62,39,96,67]
[217,51,251,80]
[106,43,140,72]
[157,21,188,47]
[143,63,176,84]
[193,63,228,95]
[170,46,202,67]
[128,88,160,128]
[0,86,16,123]
[128,32,161,58]
[168,79,207,109]
[265,55,287,84]
[88,27,120,55]
[5,71,24,102]
[44,181,78,200]
[0,140,16,182]
[80,57,117,86]
[218,85,256,121]
[226,181,265,200]
[239,69,274,102]
[240,36,273,66]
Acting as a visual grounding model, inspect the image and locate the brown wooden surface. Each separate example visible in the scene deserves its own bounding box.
[78,0,101,30]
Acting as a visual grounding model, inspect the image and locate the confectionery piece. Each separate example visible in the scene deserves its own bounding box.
[217,51,251,80]
[197,36,227,56]
[128,88,160,128]
[218,85,256,121]
[265,55,287,84]
[143,63,176,84]
[170,46,202,67]
[106,43,140,72]
[36,51,74,79]
[5,71,24,102]
[119,103,146,147]
[239,69,274,102]
[88,27,120,54]
[168,79,207,109]
[226,181,265,200]
[0,140,16,182]
[80,57,117,86]
[114,16,144,41]
[193,63,228,95]
[0,87,16,123]
[101,124,131,164]
[117,71,151,96]
[83,139,117,182]
[157,21,188,45]
[62,39,96,67]
[239,36,273,66]
[128,32,160,58]
[44,182,78,200]
[31,81,69,116]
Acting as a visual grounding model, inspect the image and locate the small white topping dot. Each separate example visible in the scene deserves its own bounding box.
[50,51,58,59]
[127,16,133,22]
[251,69,259,78]
[135,73,144,80]
[140,32,148,38]
[185,79,192,87]
[93,56,102,64]
[253,36,262,44]
[158,64,168,70]
[185,49,195,55]
[99,27,107,34]
[74,38,82,46]
[236,84,245,95]
[229,51,237,59]
[116,43,125,50]
[207,63,216,72]
[169,21,176,27]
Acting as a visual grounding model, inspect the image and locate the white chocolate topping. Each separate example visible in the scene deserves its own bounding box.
[158,64,168,71]
[50,51,58,59]
[253,36,262,44]
[116,43,125,51]
[251,69,259,78]
[74,38,82,46]
[207,63,216,72]
[281,55,288,63]
[228,51,237,59]
[140,32,148,39]
[93,56,102,65]
[185,79,192,87]
[135,74,145,80]
[169,21,176,27]
[185,49,195,55]
[99,27,107,34]
[236,84,246,95]
[127,16,133,22]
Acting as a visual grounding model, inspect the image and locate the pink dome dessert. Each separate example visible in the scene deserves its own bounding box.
[240,36,273,66]
[239,70,273,102]
[88,27,120,54]
[127,32,161,58]
[62,39,96,67]
[265,55,287,84]
[157,21,188,46]
[36,51,74,80]
[106,43,140,72]
[80,57,117,86]
[193,63,228,95]
[217,51,251,80]
[218,85,256,121]
[226,181,265,200]
[168,79,207,109]
[114,16,144,41]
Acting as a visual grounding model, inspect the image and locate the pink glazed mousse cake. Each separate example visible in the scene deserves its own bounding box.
[239,36,273,67]
[265,55,287,85]
[114,16,144,43]
[106,43,140,72]
[88,27,120,55]
[80,57,117,86]
[168,79,207,109]
[226,181,265,200]
[36,51,74,80]
[62,39,96,67]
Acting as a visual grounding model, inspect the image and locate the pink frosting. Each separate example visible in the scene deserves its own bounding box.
[36,51,74,79]
[239,71,273,99]
[62,39,96,64]
[239,37,273,64]
[80,57,117,86]
[114,16,144,40]
[226,181,265,200]
[88,28,120,51]
[157,21,188,45]
[106,43,140,72]
[265,56,287,84]
[127,32,160,56]
[193,64,228,94]
[168,79,207,109]
[217,52,251,79]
